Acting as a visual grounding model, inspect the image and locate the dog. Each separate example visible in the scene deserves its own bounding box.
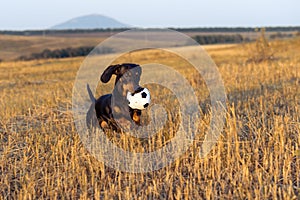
[87,63,144,132]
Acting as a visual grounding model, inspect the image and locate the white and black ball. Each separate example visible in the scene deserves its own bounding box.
[127,87,151,110]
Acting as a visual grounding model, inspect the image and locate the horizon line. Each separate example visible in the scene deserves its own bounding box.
[1,25,300,32]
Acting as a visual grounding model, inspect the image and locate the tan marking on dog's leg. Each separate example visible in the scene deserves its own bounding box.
[100,121,108,129]
[132,111,141,125]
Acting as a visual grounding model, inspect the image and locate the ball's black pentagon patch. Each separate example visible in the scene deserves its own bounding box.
[143,103,149,108]
[127,100,130,105]
[135,87,144,93]
[141,92,147,98]
[132,87,144,95]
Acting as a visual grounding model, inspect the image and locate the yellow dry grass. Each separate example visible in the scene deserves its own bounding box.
[0,37,299,199]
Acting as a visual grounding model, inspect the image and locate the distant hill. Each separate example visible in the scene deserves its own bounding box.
[50,14,130,30]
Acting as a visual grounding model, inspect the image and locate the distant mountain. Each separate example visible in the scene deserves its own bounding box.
[50,14,130,30]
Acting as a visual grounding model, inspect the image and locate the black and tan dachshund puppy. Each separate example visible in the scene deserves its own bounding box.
[87,63,143,132]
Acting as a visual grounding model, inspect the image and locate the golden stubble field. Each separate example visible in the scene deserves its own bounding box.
[0,36,299,199]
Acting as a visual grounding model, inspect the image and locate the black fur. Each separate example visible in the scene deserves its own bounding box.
[87,63,143,132]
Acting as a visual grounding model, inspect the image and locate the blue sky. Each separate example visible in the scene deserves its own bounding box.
[1,0,299,30]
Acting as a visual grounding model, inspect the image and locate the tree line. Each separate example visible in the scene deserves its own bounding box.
[192,34,248,45]
[174,26,300,33]
[192,31,299,45]
[18,46,114,61]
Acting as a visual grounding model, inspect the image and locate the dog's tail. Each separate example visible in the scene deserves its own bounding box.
[87,84,96,104]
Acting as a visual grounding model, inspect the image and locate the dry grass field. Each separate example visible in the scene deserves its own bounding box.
[0,35,299,199]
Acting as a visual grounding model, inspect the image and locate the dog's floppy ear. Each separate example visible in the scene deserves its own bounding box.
[100,64,121,83]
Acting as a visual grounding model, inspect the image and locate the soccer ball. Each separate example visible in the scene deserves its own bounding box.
[127,87,151,110]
